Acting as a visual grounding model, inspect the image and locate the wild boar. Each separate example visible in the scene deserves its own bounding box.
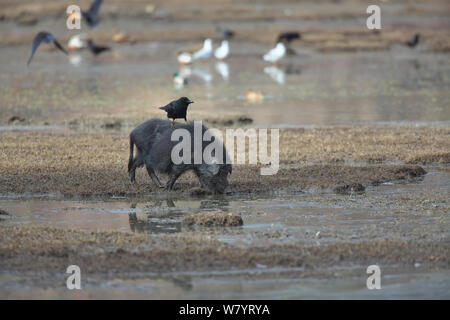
[128,118,232,193]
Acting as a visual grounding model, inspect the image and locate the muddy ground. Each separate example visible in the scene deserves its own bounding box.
[0,126,448,195]
[0,225,447,275]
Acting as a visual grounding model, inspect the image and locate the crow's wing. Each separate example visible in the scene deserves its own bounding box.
[88,0,103,18]
[52,39,68,55]
[27,32,52,66]
[168,101,178,112]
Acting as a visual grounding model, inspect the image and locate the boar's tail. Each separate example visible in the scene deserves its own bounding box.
[128,136,134,173]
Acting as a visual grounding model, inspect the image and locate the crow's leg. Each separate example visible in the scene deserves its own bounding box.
[184,117,187,122]
[171,119,175,127]
[145,164,164,188]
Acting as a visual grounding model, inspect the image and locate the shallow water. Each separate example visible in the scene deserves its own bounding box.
[1,268,449,299]
[1,170,448,238]
[1,41,449,127]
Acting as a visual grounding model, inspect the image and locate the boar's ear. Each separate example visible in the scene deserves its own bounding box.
[207,159,221,176]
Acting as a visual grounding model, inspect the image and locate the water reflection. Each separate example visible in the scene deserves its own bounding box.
[69,54,82,66]
[283,63,302,75]
[215,61,229,81]
[191,64,213,84]
[129,199,181,234]
[264,66,285,85]
[174,66,191,89]
[128,198,230,234]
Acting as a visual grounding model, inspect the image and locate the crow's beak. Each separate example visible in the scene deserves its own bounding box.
[188,100,194,104]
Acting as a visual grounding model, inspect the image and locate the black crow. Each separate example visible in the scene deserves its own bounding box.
[82,0,103,28]
[27,31,68,66]
[216,27,235,40]
[277,32,301,43]
[87,39,110,55]
[406,34,420,48]
[159,97,194,125]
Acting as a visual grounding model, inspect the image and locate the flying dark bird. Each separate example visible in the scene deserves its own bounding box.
[27,31,68,66]
[216,27,235,40]
[87,40,110,55]
[277,32,301,44]
[159,97,194,125]
[406,34,420,48]
[82,0,103,28]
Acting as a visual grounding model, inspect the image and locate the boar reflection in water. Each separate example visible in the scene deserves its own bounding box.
[128,199,231,234]
[128,118,232,193]
[129,199,181,233]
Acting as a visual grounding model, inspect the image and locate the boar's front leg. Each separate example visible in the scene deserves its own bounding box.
[145,164,165,188]
[165,169,183,191]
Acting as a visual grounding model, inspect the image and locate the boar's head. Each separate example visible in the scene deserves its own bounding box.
[197,162,232,194]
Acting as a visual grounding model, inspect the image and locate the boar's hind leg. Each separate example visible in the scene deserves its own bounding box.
[128,155,144,184]
[145,164,164,188]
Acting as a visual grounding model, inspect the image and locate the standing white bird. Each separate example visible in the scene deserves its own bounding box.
[68,34,86,51]
[177,51,193,65]
[263,42,286,65]
[214,40,229,60]
[192,39,213,60]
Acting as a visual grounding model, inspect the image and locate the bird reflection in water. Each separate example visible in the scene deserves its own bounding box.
[191,64,213,84]
[264,66,285,85]
[215,61,229,81]
[264,63,301,85]
[69,54,82,66]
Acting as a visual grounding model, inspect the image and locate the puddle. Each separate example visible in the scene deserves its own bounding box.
[1,170,448,241]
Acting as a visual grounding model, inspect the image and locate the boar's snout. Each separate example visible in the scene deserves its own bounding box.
[213,174,230,194]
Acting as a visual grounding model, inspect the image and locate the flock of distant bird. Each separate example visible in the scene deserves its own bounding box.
[27,0,423,80]
[175,31,300,66]
[27,0,108,65]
